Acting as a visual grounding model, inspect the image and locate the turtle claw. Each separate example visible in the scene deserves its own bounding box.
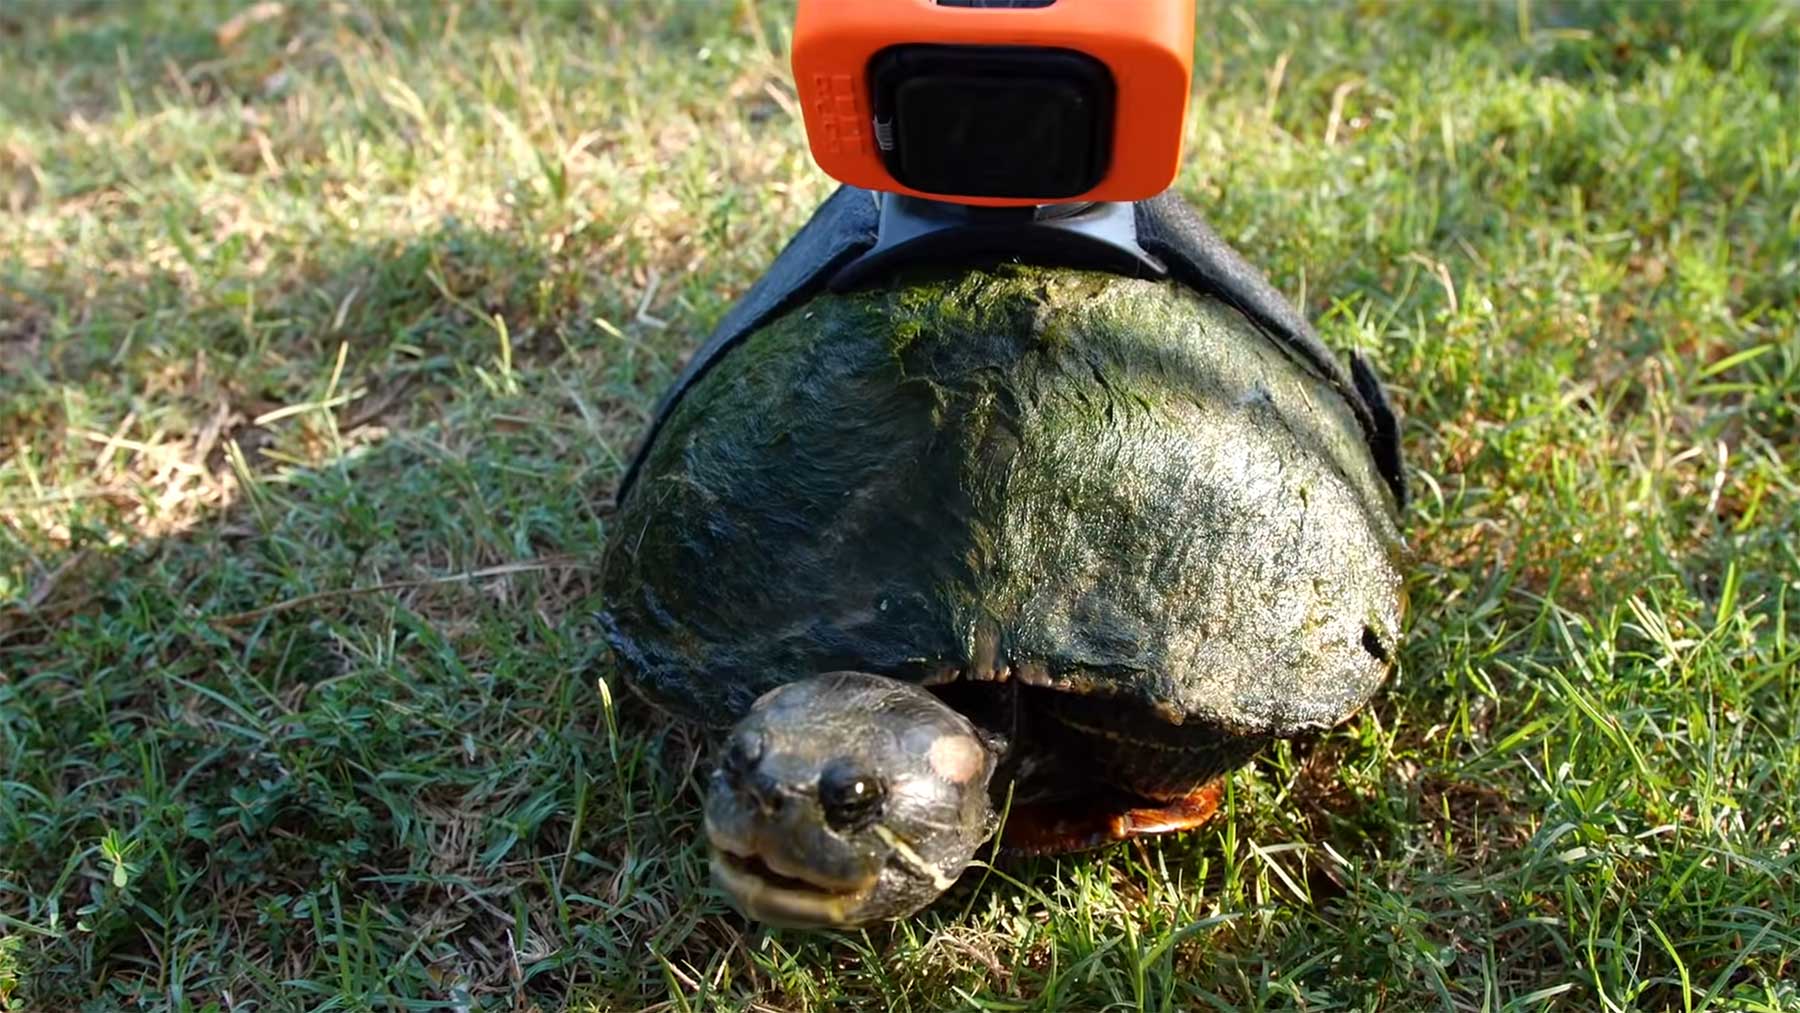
[1108,779,1225,837]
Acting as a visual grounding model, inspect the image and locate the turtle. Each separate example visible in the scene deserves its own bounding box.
[600,246,1405,928]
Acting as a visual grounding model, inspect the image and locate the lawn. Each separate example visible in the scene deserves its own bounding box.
[2,0,1797,1009]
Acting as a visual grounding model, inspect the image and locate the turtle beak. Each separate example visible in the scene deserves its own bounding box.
[704,815,880,927]
[703,739,884,927]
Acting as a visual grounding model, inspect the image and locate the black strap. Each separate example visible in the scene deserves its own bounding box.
[616,186,1405,508]
[615,187,879,499]
[1133,193,1406,505]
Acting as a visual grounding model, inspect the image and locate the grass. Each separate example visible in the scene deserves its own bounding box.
[1,0,1797,1008]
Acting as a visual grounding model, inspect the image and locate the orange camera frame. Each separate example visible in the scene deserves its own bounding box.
[792,0,1196,208]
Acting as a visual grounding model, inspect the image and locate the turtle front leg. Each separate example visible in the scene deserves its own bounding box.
[999,777,1226,855]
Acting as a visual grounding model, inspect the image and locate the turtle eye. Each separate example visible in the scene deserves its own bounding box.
[818,759,886,832]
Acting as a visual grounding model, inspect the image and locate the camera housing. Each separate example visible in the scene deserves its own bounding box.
[793,0,1195,207]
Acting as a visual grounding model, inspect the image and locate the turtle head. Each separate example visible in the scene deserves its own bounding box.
[704,672,998,927]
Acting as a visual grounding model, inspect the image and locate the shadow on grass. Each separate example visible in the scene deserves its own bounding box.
[0,200,1472,1009]
[8,211,1335,1010]
[0,217,771,1008]
[0,208,1527,1013]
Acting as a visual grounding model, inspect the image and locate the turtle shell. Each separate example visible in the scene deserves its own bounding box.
[601,266,1404,769]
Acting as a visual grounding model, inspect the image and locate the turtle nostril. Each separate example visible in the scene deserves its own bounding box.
[745,770,784,813]
[719,730,789,813]
[723,729,766,777]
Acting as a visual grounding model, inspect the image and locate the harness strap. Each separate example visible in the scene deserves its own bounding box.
[616,186,1405,507]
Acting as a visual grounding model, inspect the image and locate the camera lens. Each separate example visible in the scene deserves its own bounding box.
[869,45,1115,200]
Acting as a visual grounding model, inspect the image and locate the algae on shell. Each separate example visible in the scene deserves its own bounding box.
[602,266,1404,738]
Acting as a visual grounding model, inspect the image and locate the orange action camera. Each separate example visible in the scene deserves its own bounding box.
[792,0,1196,207]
